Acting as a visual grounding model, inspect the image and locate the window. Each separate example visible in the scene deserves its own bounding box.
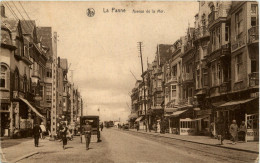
[196,69,200,89]
[203,69,208,86]
[211,63,216,86]
[251,17,257,27]
[225,26,229,41]
[217,63,222,84]
[172,65,177,77]
[251,60,257,73]
[39,85,43,97]
[171,85,176,98]
[0,65,7,88]
[235,10,243,38]
[251,4,258,14]
[235,53,243,81]
[14,71,19,90]
[23,77,27,92]
[46,69,52,78]
[46,85,52,103]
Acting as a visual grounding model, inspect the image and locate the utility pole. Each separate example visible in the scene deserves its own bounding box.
[137,42,148,132]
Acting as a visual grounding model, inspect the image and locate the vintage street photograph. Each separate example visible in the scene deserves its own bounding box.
[0,1,259,162]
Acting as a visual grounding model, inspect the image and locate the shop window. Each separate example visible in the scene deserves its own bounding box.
[235,53,243,81]
[235,9,243,39]
[0,65,7,88]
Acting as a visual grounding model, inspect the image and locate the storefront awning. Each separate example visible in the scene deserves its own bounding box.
[128,113,138,119]
[19,97,45,119]
[219,98,258,108]
[165,108,178,113]
[151,106,162,110]
[135,116,144,122]
[170,109,188,117]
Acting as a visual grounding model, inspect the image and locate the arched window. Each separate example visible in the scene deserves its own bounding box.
[14,70,19,91]
[0,65,8,88]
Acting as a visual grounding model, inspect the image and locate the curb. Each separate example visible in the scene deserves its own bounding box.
[125,129,259,154]
[10,151,39,163]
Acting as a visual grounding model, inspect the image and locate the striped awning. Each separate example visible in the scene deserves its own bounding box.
[19,97,45,119]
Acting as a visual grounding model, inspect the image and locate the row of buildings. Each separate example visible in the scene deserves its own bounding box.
[0,5,83,138]
[129,1,258,142]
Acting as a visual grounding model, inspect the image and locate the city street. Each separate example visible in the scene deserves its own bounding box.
[1,128,255,163]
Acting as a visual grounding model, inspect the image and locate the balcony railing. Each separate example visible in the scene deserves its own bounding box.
[184,43,194,53]
[249,72,259,87]
[194,26,209,40]
[183,73,193,81]
[219,81,231,93]
[208,11,217,24]
[248,26,259,44]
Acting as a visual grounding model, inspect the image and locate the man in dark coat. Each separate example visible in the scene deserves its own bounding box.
[33,123,42,147]
[82,121,92,150]
[216,118,225,145]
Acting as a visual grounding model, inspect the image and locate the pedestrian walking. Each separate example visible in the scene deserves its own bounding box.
[40,122,46,139]
[100,123,104,131]
[136,123,139,131]
[229,120,238,144]
[239,121,247,142]
[216,118,225,145]
[82,121,92,150]
[60,122,68,149]
[33,123,42,147]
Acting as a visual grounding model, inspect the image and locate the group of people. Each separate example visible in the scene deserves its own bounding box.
[216,119,247,145]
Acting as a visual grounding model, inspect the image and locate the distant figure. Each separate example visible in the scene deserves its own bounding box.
[239,121,247,142]
[216,118,225,145]
[60,122,68,149]
[82,121,92,150]
[33,123,42,147]
[153,123,157,133]
[136,123,139,131]
[40,122,46,139]
[229,120,238,145]
[100,123,104,131]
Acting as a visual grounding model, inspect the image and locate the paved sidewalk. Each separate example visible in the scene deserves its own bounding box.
[1,137,65,163]
[128,129,259,153]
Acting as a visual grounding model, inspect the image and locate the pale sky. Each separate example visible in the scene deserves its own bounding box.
[4,1,199,122]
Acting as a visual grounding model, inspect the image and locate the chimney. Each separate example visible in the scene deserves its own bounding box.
[1,5,6,18]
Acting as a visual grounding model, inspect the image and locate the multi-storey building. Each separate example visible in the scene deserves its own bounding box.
[129,80,141,128]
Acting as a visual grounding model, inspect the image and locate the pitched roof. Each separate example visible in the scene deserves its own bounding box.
[60,58,68,70]
[36,27,53,58]
[2,18,19,33]
[157,44,173,66]
[20,20,36,35]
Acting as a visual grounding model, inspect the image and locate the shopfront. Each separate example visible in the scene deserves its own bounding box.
[195,109,212,136]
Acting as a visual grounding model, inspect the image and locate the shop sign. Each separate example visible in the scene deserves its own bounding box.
[246,129,259,141]
[34,95,42,101]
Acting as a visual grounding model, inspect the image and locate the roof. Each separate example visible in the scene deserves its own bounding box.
[170,109,188,117]
[36,27,53,58]
[20,20,36,35]
[60,58,68,70]
[219,98,258,107]
[2,18,19,33]
[157,44,173,66]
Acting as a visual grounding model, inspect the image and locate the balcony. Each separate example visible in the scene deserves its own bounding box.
[249,72,259,87]
[248,26,259,44]
[184,43,194,53]
[194,26,210,41]
[219,81,231,93]
[208,11,217,24]
[166,76,177,84]
[183,73,193,82]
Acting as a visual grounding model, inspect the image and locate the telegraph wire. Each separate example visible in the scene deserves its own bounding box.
[18,1,35,30]
[10,1,33,33]
[3,2,19,21]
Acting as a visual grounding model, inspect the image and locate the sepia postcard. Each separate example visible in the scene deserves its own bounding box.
[0,1,259,162]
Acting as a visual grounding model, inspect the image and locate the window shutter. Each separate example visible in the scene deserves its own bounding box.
[7,70,10,90]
